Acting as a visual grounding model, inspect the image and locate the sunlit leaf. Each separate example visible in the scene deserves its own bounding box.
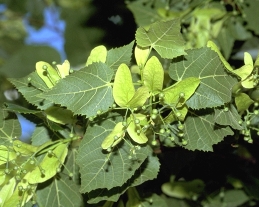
[13,140,38,156]
[143,56,164,94]
[136,19,186,59]
[127,115,148,144]
[39,62,114,117]
[101,122,125,150]
[163,77,200,107]
[36,61,61,88]
[25,143,68,184]
[0,145,17,165]
[56,60,70,78]
[183,110,234,151]
[134,45,150,68]
[169,47,237,109]
[164,104,188,123]
[86,45,107,66]
[127,86,150,109]
[0,176,16,205]
[113,64,135,107]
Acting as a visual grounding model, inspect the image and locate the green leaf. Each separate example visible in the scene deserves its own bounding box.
[4,103,39,114]
[183,110,234,151]
[45,106,75,125]
[86,45,107,66]
[8,72,54,110]
[235,93,254,112]
[242,0,259,35]
[113,64,135,107]
[169,47,237,109]
[36,174,83,207]
[139,194,168,207]
[143,56,164,94]
[0,145,17,165]
[127,86,150,109]
[25,143,68,184]
[0,110,21,145]
[87,154,160,204]
[31,126,52,146]
[163,77,200,107]
[207,41,234,73]
[127,115,148,144]
[127,0,163,27]
[39,62,114,117]
[214,104,243,130]
[136,19,186,59]
[76,114,150,193]
[106,41,134,71]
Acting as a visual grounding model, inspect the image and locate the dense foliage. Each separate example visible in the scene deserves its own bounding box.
[1,0,259,206]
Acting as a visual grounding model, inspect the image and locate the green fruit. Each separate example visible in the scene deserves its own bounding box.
[151,114,157,120]
[152,140,158,146]
[159,128,165,134]
[152,109,158,114]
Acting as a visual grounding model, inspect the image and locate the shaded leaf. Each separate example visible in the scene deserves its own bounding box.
[136,19,186,59]
[31,126,51,146]
[235,93,254,112]
[40,62,114,117]
[76,114,150,193]
[36,174,83,207]
[183,110,234,151]
[135,45,150,68]
[0,110,21,145]
[8,72,53,110]
[106,41,134,71]
[87,154,160,204]
[214,105,243,130]
[169,47,237,109]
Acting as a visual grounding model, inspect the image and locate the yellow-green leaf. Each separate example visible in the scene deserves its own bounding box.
[13,140,38,156]
[163,77,200,107]
[86,45,107,66]
[127,86,150,109]
[56,60,70,78]
[45,106,74,125]
[244,52,253,66]
[25,143,68,184]
[101,122,125,150]
[36,61,60,88]
[134,45,150,68]
[0,145,17,165]
[113,64,135,107]
[0,177,16,206]
[127,116,148,144]
[164,104,188,123]
[143,56,164,94]
[233,64,253,81]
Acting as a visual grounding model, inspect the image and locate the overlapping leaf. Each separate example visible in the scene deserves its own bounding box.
[36,174,83,207]
[0,110,21,145]
[39,62,114,117]
[87,154,160,204]
[136,19,186,59]
[183,110,234,151]
[8,72,53,110]
[214,104,243,130]
[76,114,151,194]
[106,41,134,71]
[169,47,237,109]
